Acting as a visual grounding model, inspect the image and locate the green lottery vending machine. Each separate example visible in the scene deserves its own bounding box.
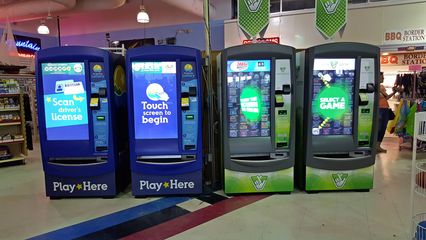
[217,43,296,194]
[296,42,379,192]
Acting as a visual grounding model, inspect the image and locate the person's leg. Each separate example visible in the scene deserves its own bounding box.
[377,108,389,152]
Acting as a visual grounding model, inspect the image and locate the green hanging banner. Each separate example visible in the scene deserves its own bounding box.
[238,0,270,38]
[315,0,348,39]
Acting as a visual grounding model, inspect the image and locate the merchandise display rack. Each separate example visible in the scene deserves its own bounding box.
[410,112,426,239]
[0,79,27,165]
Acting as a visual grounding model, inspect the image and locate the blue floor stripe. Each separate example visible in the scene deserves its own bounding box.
[28,197,191,240]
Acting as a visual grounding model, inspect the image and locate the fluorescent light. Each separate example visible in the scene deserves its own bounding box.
[137,5,149,23]
[382,52,389,56]
[37,20,49,34]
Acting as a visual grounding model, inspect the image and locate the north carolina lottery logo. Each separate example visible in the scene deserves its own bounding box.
[139,179,195,191]
[93,64,103,73]
[184,64,193,72]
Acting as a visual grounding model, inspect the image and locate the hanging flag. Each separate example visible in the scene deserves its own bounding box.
[315,0,348,39]
[238,0,270,38]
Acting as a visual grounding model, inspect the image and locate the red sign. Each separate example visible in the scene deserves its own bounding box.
[243,37,280,45]
[409,64,422,71]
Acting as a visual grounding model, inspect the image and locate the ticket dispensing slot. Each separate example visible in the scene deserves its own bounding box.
[188,86,197,96]
[181,92,190,110]
[275,90,284,107]
[90,93,100,110]
[359,93,369,106]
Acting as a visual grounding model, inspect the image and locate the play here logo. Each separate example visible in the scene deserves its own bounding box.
[53,181,108,193]
[140,179,195,191]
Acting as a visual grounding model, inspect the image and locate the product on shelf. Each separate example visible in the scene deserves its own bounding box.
[0,145,11,160]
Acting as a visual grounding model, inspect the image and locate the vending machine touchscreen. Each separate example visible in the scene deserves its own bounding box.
[311,59,355,136]
[227,60,271,138]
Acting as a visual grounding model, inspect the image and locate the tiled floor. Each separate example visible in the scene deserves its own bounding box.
[0,137,419,240]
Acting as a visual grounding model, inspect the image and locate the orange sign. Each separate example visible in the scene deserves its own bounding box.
[381,52,426,66]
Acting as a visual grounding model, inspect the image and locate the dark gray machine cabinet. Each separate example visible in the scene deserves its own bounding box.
[217,43,296,174]
[302,42,380,171]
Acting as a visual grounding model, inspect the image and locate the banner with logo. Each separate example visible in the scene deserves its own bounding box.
[238,0,270,38]
[224,168,293,193]
[315,0,348,39]
[306,166,374,191]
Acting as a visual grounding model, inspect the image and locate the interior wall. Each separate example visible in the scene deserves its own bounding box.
[224,2,426,48]
[61,20,224,50]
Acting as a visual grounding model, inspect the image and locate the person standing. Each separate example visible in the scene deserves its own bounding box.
[378,72,396,153]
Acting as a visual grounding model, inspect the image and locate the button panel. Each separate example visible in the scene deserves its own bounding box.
[181,62,198,151]
[90,62,109,153]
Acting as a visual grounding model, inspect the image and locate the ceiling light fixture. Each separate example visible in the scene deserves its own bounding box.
[37,19,49,35]
[137,1,149,23]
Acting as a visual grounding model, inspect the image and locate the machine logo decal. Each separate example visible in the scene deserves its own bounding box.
[93,64,103,73]
[146,83,170,101]
[53,181,108,193]
[331,173,349,188]
[320,0,341,15]
[230,61,249,72]
[250,175,268,191]
[184,64,193,72]
[139,179,195,191]
[244,0,262,12]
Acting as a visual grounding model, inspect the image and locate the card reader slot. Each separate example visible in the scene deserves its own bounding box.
[48,157,107,165]
[137,155,196,164]
[230,155,288,164]
[314,152,371,161]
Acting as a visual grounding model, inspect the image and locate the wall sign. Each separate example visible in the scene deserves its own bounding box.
[238,0,270,38]
[381,52,426,66]
[383,28,426,45]
[14,35,41,58]
[315,0,348,39]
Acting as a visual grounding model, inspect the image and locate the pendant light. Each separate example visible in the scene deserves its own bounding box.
[37,19,49,34]
[137,0,150,23]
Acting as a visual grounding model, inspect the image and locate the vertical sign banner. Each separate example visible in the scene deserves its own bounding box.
[315,0,348,39]
[238,0,270,38]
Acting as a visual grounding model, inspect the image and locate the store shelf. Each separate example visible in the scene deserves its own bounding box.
[0,138,24,144]
[0,93,20,97]
[0,156,25,164]
[0,121,21,126]
[0,108,20,112]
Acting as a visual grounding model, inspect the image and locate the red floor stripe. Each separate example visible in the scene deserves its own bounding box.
[121,194,269,240]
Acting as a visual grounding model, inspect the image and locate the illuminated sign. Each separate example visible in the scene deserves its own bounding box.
[243,37,280,45]
[14,35,41,59]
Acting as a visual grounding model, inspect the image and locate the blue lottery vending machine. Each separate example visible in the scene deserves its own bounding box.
[127,46,203,196]
[36,46,129,198]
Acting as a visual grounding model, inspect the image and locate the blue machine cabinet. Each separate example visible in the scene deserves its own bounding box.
[36,46,129,198]
[127,46,203,196]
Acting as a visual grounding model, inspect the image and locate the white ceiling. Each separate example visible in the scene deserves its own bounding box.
[2,0,231,36]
